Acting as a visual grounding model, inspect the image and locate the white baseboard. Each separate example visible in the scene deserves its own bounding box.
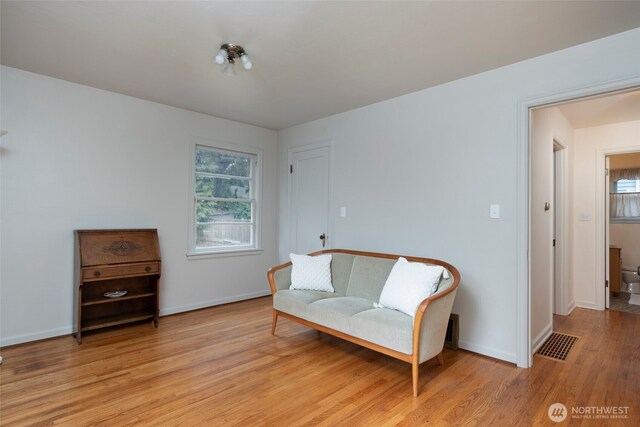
[575,300,599,310]
[159,290,271,316]
[567,300,576,315]
[457,340,517,364]
[0,290,271,348]
[532,324,553,354]
[0,325,73,348]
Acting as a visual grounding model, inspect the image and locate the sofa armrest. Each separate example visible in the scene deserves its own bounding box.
[414,288,458,363]
[412,267,460,364]
[267,261,293,295]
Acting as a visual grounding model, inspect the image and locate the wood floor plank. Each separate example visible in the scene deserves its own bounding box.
[1,297,639,426]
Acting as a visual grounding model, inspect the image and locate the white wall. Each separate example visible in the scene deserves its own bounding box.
[530,107,574,350]
[277,28,640,363]
[611,224,640,269]
[573,120,640,308]
[0,66,278,346]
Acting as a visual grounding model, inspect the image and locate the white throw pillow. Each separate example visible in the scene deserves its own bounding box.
[377,257,445,317]
[289,253,334,292]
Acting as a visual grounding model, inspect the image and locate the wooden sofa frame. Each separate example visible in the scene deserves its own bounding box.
[267,249,461,397]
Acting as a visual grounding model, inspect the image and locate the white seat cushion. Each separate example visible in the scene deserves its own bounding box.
[306,297,374,332]
[273,289,337,320]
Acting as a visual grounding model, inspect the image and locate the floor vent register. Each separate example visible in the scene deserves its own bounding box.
[536,332,578,361]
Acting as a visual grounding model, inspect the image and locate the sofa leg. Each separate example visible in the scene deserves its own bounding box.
[437,351,444,366]
[412,358,419,397]
[271,310,278,335]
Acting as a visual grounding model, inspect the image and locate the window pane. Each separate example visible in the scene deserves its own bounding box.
[195,175,250,199]
[196,223,252,248]
[196,200,252,224]
[196,200,253,248]
[616,179,640,193]
[195,147,251,177]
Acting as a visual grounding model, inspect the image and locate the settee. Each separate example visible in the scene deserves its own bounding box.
[267,249,460,396]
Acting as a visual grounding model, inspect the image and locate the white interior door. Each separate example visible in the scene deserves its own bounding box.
[289,145,330,254]
[605,156,611,309]
[553,150,558,313]
[552,141,567,315]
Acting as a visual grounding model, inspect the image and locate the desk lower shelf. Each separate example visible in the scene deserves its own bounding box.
[82,291,156,306]
[81,310,156,332]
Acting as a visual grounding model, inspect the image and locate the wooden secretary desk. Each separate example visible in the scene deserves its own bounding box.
[74,229,161,343]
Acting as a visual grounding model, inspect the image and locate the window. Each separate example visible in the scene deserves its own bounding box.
[615,179,640,193]
[189,141,261,256]
[610,169,640,223]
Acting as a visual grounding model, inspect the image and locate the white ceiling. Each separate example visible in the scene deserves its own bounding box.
[2,1,640,130]
[557,90,640,129]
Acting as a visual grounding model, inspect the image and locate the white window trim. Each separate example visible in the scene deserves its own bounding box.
[187,137,263,258]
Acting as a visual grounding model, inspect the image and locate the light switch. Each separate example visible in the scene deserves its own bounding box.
[490,204,500,219]
[340,207,346,217]
[580,212,591,221]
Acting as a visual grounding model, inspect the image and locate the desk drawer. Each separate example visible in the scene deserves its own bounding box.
[83,262,160,280]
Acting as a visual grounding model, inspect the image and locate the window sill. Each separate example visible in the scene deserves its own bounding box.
[610,218,640,224]
[186,248,264,260]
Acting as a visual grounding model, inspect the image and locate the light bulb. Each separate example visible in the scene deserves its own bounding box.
[222,61,236,76]
[241,54,252,70]
[214,49,227,65]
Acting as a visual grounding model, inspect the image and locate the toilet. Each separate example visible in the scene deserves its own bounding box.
[622,268,640,305]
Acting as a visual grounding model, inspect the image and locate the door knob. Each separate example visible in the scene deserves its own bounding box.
[319,233,326,248]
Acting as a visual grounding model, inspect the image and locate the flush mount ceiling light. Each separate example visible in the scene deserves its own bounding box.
[214,43,252,76]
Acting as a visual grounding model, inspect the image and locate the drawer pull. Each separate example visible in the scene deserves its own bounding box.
[145,266,151,272]
[94,271,101,277]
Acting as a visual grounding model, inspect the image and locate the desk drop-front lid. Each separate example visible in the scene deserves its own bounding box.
[76,229,160,267]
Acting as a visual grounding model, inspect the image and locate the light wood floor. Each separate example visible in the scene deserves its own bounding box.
[1,297,638,426]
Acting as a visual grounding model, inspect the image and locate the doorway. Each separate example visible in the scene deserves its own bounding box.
[524,84,640,368]
[288,143,331,254]
[605,151,640,314]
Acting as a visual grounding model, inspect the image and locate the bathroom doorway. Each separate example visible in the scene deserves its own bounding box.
[606,151,640,314]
